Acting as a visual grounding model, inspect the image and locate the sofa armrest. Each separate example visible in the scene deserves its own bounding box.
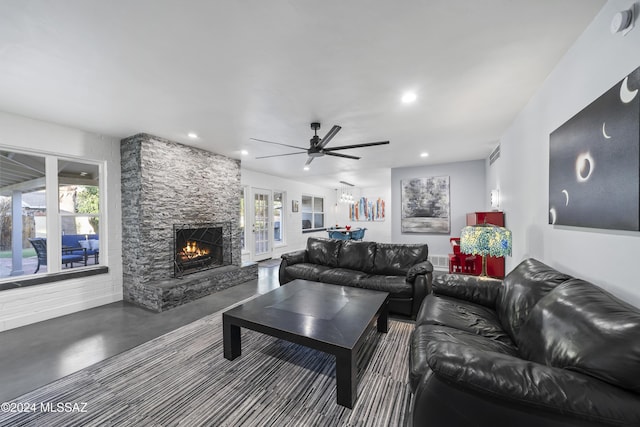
[278,250,308,285]
[411,273,432,319]
[423,342,640,425]
[280,250,307,265]
[407,260,434,283]
[432,273,502,308]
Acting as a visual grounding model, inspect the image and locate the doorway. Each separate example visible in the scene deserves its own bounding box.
[251,188,272,261]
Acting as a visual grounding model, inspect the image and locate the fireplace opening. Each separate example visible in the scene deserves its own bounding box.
[174,222,232,277]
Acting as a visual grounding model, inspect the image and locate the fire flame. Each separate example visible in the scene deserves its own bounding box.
[181,241,210,259]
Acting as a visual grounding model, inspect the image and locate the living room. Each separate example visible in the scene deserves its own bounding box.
[0,0,639,425]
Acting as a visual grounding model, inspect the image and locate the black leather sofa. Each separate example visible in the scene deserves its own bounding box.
[409,258,640,426]
[279,237,433,318]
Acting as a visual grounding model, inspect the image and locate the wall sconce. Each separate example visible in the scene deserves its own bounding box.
[490,189,500,209]
[611,4,636,35]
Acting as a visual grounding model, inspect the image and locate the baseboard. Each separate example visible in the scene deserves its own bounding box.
[0,293,121,332]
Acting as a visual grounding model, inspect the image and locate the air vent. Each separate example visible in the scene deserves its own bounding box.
[489,144,501,165]
[428,255,450,271]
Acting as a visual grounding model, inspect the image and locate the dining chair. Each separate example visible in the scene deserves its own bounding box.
[328,230,350,240]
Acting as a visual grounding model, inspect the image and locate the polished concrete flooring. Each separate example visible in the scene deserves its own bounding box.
[0,264,280,402]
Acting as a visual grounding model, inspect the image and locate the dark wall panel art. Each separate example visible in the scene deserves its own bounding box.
[549,66,640,231]
[401,176,450,233]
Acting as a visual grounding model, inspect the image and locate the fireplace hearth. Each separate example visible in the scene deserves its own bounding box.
[174,222,232,277]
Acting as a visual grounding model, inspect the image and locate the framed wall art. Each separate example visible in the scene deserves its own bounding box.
[349,196,385,222]
[549,66,640,231]
[401,176,450,233]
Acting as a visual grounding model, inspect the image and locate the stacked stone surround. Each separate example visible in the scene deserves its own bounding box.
[120,133,255,311]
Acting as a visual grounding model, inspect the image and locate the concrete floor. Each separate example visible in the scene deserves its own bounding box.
[0,264,280,402]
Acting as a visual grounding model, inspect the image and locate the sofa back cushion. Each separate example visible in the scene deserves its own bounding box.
[337,240,376,272]
[306,237,341,267]
[518,279,640,393]
[496,258,572,341]
[372,243,428,276]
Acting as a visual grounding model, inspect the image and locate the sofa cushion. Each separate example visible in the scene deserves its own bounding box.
[318,268,368,287]
[359,275,413,298]
[409,324,518,392]
[496,258,572,341]
[337,240,376,272]
[283,263,332,282]
[306,237,341,267]
[416,295,513,344]
[372,243,428,276]
[518,278,640,394]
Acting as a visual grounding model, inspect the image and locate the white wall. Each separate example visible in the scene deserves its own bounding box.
[241,168,338,260]
[334,181,392,243]
[0,111,123,331]
[391,159,486,259]
[489,0,640,307]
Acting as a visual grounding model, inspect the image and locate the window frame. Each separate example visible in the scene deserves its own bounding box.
[240,185,249,254]
[0,146,108,289]
[273,190,286,247]
[301,194,325,232]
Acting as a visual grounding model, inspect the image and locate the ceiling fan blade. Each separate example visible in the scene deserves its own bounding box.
[323,141,390,151]
[323,151,360,160]
[318,125,342,149]
[305,157,315,166]
[250,138,308,151]
[255,151,307,159]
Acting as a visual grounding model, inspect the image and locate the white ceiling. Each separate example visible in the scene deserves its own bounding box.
[0,0,605,188]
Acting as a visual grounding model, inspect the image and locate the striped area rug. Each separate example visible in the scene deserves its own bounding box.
[0,300,414,426]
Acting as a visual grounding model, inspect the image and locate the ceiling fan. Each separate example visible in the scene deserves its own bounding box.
[251,122,389,166]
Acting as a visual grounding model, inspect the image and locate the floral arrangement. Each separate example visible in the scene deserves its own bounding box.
[460,225,512,257]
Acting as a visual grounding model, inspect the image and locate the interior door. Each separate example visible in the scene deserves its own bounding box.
[251,188,272,261]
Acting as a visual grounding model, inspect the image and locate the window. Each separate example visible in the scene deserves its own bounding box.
[302,195,324,230]
[58,160,101,266]
[0,149,105,283]
[0,151,47,278]
[273,191,284,244]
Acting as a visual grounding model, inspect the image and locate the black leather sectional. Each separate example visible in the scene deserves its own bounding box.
[279,237,433,318]
[409,258,640,426]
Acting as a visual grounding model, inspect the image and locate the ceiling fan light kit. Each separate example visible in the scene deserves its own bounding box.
[252,122,389,166]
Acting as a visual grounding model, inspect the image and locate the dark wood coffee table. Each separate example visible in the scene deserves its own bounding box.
[223,279,389,408]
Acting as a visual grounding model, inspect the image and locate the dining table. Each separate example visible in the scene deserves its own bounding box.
[328,227,363,240]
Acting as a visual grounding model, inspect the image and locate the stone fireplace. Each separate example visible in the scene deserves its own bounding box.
[120,133,257,312]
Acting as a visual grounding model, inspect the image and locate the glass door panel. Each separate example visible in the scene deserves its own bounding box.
[252,189,271,261]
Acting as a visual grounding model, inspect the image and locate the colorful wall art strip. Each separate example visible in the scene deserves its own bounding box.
[349,197,386,222]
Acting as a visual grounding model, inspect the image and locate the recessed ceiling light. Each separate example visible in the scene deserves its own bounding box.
[188,132,198,139]
[241,150,248,156]
[402,92,417,103]
[303,166,310,171]
[420,152,429,158]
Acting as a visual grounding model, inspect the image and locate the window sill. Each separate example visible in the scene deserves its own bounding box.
[0,266,109,291]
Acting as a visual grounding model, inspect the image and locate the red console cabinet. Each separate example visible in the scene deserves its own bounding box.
[466,211,505,278]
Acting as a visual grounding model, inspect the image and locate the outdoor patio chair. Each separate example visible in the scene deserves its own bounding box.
[28,238,85,274]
